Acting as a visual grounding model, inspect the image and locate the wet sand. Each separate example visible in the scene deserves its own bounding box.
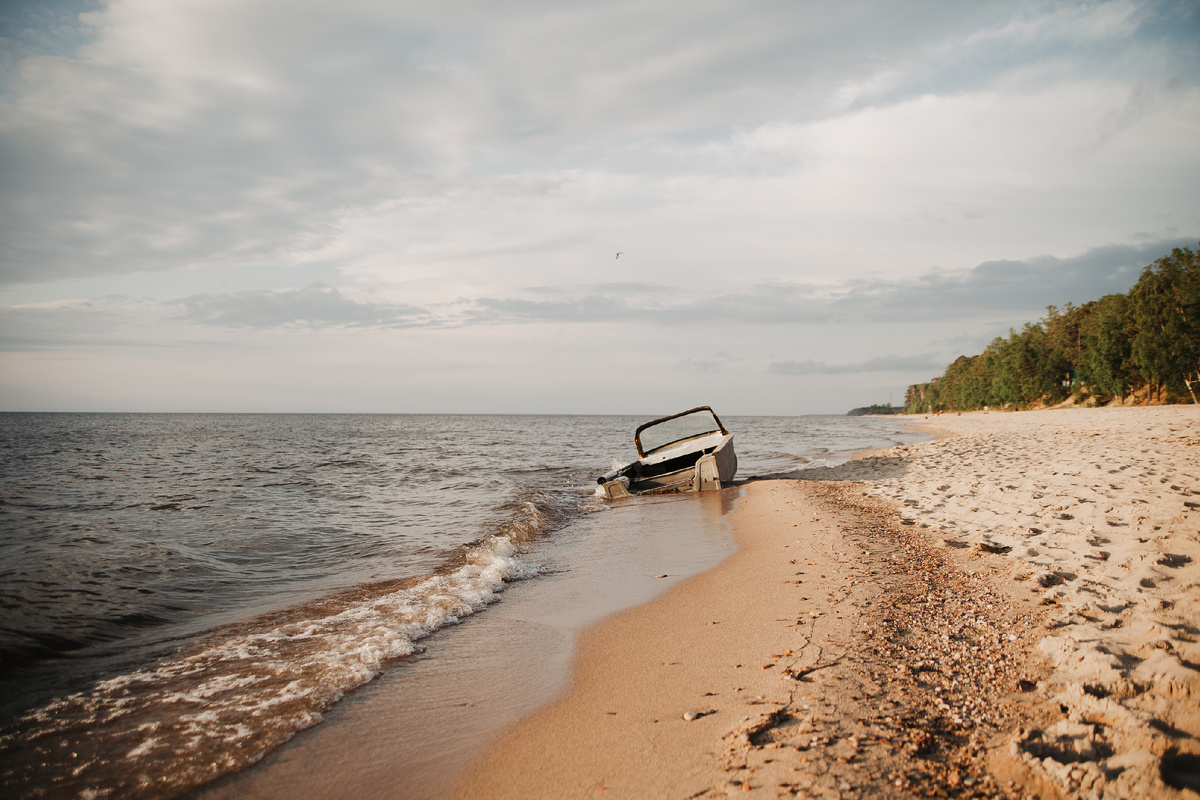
[194,491,738,800]
[445,407,1200,799]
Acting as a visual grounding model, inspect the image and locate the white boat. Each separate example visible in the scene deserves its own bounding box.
[596,406,737,499]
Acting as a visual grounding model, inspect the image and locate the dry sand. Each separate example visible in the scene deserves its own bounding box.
[445,406,1200,799]
[821,406,1200,799]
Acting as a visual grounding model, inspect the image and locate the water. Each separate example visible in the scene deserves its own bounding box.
[0,412,926,798]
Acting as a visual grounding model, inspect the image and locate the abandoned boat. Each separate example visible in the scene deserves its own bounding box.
[596,406,737,499]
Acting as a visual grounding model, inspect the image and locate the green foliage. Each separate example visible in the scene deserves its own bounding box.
[1078,294,1134,401]
[847,404,902,416]
[1129,247,1200,403]
[903,245,1199,412]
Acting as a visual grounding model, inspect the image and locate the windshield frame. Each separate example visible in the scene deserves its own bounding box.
[634,406,728,458]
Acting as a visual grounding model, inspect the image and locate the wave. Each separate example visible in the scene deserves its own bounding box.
[0,487,570,800]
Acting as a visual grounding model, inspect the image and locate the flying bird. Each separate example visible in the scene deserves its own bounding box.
[616,252,622,259]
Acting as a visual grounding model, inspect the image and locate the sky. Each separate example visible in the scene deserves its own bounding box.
[1,0,1198,415]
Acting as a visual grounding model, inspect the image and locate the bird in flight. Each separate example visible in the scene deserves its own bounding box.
[615,252,622,259]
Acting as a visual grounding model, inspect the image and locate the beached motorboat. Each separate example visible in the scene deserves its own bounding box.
[596,406,737,499]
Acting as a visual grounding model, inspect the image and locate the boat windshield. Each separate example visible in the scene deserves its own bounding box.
[636,408,725,456]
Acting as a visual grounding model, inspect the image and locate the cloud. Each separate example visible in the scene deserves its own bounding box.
[0,294,171,350]
[192,236,1200,331]
[3,1,1200,415]
[459,237,1196,327]
[674,358,725,374]
[179,284,429,329]
[768,354,946,376]
[673,353,740,374]
[826,238,1198,320]
[4,237,1190,355]
[0,284,429,350]
[3,0,1197,290]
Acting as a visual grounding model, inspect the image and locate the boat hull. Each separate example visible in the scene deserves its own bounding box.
[601,435,736,500]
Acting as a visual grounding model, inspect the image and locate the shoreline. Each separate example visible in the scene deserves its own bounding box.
[445,406,1200,798]
[193,490,740,800]
[444,478,1046,797]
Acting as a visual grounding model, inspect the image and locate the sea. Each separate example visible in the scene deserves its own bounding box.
[0,412,928,799]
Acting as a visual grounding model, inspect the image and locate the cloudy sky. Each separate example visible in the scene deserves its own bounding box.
[1,0,1197,415]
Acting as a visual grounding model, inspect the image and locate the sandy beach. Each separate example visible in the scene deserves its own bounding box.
[446,406,1200,799]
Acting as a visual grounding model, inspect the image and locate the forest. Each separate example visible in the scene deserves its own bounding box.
[904,245,1199,413]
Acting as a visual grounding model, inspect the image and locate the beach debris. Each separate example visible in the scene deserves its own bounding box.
[975,541,1012,554]
[683,711,700,721]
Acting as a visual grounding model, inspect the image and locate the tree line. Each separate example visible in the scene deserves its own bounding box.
[904,245,1199,413]
[847,403,902,417]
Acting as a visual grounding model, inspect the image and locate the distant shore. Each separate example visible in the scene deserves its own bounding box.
[445,406,1200,798]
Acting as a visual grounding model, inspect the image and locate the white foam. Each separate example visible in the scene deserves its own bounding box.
[2,496,553,799]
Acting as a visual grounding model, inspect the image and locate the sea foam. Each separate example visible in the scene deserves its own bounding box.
[0,494,554,800]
